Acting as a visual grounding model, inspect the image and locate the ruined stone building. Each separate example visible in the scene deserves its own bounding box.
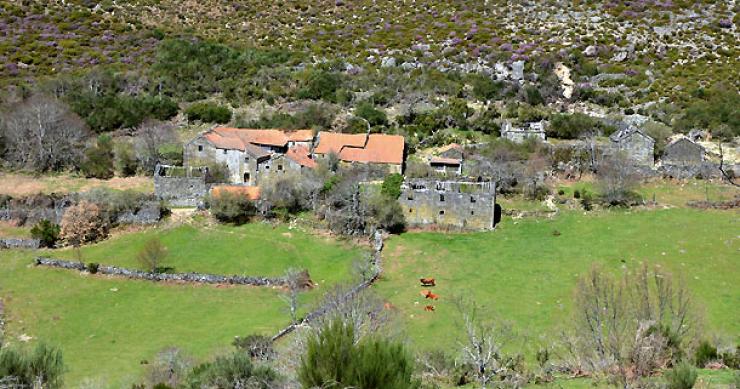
[662,137,705,167]
[184,127,317,185]
[428,143,463,175]
[313,131,405,174]
[501,120,547,143]
[399,180,498,230]
[609,126,655,166]
[153,164,209,207]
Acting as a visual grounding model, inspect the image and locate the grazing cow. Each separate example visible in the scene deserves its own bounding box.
[420,278,436,287]
[420,290,439,300]
[424,305,435,312]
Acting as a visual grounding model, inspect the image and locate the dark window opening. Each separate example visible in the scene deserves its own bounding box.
[409,208,413,213]
[245,157,249,163]
[439,210,445,215]
[471,211,475,215]
[470,196,476,203]
[439,194,445,202]
[198,145,203,152]
[222,149,227,154]
[277,164,283,171]
[244,173,250,183]
[407,195,413,200]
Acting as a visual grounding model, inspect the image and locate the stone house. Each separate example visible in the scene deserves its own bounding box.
[313,131,405,174]
[609,126,655,166]
[428,143,463,175]
[661,137,705,167]
[399,179,498,230]
[184,127,315,185]
[501,120,547,143]
[153,164,209,207]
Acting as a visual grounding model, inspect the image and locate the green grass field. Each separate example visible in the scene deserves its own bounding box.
[0,222,363,387]
[375,208,739,353]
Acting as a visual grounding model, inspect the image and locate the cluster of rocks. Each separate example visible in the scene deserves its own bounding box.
[34,258,286,287]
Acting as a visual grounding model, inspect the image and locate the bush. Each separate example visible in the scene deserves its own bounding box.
[665,361,698,389]
[86,262,99,274]
[299,320,419,389]
[184,352,278,389]
[355,101,387,127]
[60,201,109,246]
[548,113,598,139]
[370,195,406,234]
[232,335,274,361]
[204,162,231,184]
[185,102,232,124]
[207,191,256,225]
[30,219,60,248]
[297,69,342,102]
[694,340,718,368]
[114,140,138,177]
[380,173,403,199]
[0,343,64,389]
[81,134,115,179]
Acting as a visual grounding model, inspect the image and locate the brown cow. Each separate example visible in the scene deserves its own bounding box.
[420,290,439,300]
[424,305,435,312]
[420,278,436,287]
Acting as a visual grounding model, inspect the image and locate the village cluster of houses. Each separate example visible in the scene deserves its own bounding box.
[155,122,723,231]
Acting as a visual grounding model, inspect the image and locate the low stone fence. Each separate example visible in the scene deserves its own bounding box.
[272,230,385,341]
[34,258,285,287]
[0,238,40,250]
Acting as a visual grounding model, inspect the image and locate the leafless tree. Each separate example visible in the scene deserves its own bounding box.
[261,171,321,215]
[281,267,303,325]
[59,201,109,246]
[133,120,178,173]
[454,298,523,388]
[1,94,87,171]
[717,141,738,187]
[137,238,169,273]
[146,347,193,388]
[563,265,698,388]
[596,153,640,206]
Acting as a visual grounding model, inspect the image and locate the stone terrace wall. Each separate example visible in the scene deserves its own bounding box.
[154,164,209,207]
[0,238,40,250]
[399,180,497,230]
[35,258,285,286]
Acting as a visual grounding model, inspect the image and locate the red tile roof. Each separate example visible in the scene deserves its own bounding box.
[203,127,313,150]
[211,185,261,200]
[314,132,404,165]
[285,145,317,168]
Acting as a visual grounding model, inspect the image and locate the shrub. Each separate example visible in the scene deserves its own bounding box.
[30,219,60,248]
[260,172,319,216]
[60,201,108,246]
[380,173,403,199]
[204,162,231,184]
[114,140,138,176]
[81,134,115,179]
[548,113,598,139]
[137,238,169,273]
[665,361,698,389]
[86,262,99,274]
[370,195,406,234]
[232,335,274,361]
[185,102,232,124]
[299,320,418,389]
[183,352,278,389]
[297,69,342,102]
[207,191,256,224]
[0,343,64,389]
[355,101,388,127]
[694,340,718,368]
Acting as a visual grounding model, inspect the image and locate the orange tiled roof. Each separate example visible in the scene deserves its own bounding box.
[210,185,261,201]
[314,132,404,165]
[286,145,317,168]
[204,127,313,150]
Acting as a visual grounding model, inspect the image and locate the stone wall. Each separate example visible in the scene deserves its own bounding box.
[154,164,209,207]
[0,238,40,250]
[35,258,285,286]
[0,194,73,225]
[399,180,497,230]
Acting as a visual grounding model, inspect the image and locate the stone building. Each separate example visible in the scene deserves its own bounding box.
[399,179,498,230]
[662,137,705,167]
[183,127,315,185]
[609,126,655,166]
[501,120,547,143]
[313,131,405,174]
[429,143,463,175]
[154,164,209,207]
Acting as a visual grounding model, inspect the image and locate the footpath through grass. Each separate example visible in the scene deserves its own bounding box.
[376,208,739,353]
[0,222,362,387]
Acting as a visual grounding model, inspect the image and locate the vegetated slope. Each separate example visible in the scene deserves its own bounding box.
[375,208,739,352]
[2,0,737,101]
[0,222,362,387]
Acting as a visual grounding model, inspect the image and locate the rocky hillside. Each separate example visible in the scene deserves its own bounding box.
[1,1,737,101]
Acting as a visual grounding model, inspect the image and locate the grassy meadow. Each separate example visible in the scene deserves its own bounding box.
[0,222,362,387]
[375,208,739,353]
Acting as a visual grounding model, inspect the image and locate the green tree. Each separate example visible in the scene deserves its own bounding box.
[185,102,232,124]
[380,173,403,199]
[299,320,418,389]
[355,101,388,127]
[81,134,115,179]
[548,113,598,139]
[30,220,61,248]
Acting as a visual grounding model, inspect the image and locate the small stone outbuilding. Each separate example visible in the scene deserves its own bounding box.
[662,137,705,167]
[609,126,655,166]
[501,120,547,143]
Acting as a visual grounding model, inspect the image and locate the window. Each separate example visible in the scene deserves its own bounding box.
[243,173,250,183]
[223,149,227,155]
[470,196,476,203]
[408,208,413,213]
[265,165,270,170]
[198,145,203,152]
[439,194,445,202]
[277,164,283,171]
[471,211,475,215]
[245,157,249,163]
[439,210,445,215]
[407,194,413,200]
